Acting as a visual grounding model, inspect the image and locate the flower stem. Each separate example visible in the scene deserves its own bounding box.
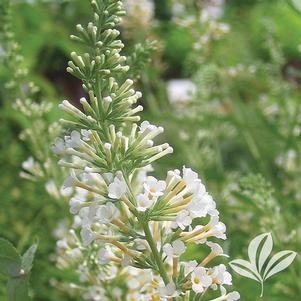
[123,170,169,284]
[173,257,178,277]
[142,221,169,285]
[260,281,264,297]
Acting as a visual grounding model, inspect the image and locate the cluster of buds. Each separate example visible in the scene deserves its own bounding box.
[53,120,173,175]
[14,92,52,118]
[51,1,240,300]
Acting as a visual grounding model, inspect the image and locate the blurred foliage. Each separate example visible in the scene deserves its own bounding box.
[0,0,300,300]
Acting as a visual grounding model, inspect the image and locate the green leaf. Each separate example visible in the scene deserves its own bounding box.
[263,250,297,280]
[0,238,22,277]
[21,241,38,274]
[247,232,272,272]
[229,259,262,282]
[7,276,30,301]
[258,233,273,273]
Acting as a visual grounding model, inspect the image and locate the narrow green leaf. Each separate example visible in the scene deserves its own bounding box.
[258,233,273,273]
[248,232,270,269]
[263,251,297,280]
[0,238,22,277]
[21,241,38,274]
[229,259,262,282]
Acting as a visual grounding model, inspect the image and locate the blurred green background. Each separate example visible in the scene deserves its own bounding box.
[0,0,300,300]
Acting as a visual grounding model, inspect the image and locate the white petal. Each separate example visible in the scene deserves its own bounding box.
[163,243,173,256]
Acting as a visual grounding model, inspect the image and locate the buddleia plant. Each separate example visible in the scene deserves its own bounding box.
[0,0,66,200]
[51,1,240,300]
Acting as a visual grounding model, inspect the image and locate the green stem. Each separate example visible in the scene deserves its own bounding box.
[192,293,199,301]
[260,281,264,297]
[142,220,169,285]
[122,172,169,284]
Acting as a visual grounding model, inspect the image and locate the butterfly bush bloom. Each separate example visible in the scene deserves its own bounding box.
[50,1,239,300]
[191,267,212,293]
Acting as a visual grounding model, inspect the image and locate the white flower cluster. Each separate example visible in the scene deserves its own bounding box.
[51,1,239,300]
[201,0,225,21]
[123,0,154,22]
[172,0,230,51]
[19,121,66,200]
[122,0,154,36]
[2,0,66,199]
[167,79,196,105]
[53,161,239,300]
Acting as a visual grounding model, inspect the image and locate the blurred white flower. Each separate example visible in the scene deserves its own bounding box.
[167,79,196,104]
[108,174,127,199]
[139,120,158,133]
[137,193,154,212]
[81,129,91,141]
[163,239,186,257]
[206,241,225,256]
[98,246,114,264]
[63,171,78,188]
[52,137,66,154]
[22,156,34,171]
[201,0,225,21]
[183,260,198,275]
[173,210,192,230]
[80,227,96,246]
[137,164,154,182]
[227,291,240,301]
[158,281,178,298]
[69,197,84,214]
[84,285,106,301]
[96,202,119,224]
[65,130,81,148]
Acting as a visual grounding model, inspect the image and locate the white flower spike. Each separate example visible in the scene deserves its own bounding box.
[48,0,240,300]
